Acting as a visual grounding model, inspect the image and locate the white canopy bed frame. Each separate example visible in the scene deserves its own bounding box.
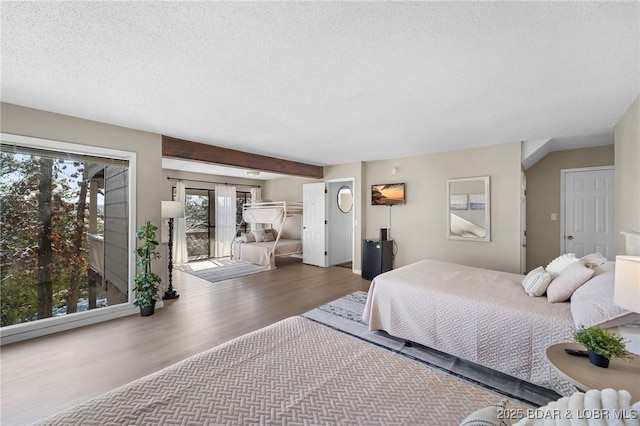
[231,201,303,269]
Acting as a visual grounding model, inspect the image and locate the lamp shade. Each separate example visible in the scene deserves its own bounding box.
[614,255,640,313]
[161,201,185,219]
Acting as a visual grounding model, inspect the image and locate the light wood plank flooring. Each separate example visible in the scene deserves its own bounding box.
[1,258,370,426]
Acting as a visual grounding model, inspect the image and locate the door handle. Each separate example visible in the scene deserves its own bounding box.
[567,235,574,240]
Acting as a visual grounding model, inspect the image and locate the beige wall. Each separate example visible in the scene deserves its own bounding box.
[365,142,522,273]
[525,145,615,270]
[615,96,640,253]
[1,102,164,278]
[263,175,321,238]
[7,98,634,278]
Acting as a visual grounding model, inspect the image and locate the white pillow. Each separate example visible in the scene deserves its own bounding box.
[571,261,640,328]
[459,400,511,426]
[546,261,594,303]
[580,252,607,268]
[545,253,579,278]
[522,266,553,297]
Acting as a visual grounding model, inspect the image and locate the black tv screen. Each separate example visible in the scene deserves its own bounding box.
[372,183,405,205]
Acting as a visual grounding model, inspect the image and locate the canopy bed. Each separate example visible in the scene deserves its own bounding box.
[231,201,303,269]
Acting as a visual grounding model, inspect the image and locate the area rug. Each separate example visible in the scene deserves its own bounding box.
[179,258,268,283]
[301,291,561,407]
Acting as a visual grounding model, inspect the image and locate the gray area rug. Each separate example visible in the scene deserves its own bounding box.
[179,258,268,283]
[301,291,561,407]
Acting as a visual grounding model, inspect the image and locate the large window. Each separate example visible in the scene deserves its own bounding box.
[0,135,135,338]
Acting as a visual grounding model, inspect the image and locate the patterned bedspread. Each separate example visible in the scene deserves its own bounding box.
[35,316,530,425]
[362,259,576,395]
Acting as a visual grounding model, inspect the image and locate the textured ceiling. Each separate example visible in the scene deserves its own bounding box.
[1,1,638,167]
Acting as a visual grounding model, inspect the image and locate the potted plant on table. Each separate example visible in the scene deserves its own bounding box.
[573,325,632,368]
[133,221,161,316]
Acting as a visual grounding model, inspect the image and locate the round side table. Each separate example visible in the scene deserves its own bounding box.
[546,342,640,402]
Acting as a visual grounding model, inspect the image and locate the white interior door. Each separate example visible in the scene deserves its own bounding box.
[562,166,615,259]
[302,182,327,267]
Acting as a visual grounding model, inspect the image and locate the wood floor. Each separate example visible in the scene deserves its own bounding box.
[1,258,370,426]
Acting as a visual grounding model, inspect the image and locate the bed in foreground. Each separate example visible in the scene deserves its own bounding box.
[35,316,531,425]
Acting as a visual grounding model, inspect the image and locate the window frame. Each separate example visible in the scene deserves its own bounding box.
[0,133,139,345]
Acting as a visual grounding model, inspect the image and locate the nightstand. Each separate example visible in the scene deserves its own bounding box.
[546,343,640,402]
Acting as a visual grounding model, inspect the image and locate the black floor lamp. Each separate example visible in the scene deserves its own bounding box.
[161,201,184,300]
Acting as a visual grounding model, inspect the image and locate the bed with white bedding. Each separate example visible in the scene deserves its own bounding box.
[362,259,577,395]
[34,316,532,425]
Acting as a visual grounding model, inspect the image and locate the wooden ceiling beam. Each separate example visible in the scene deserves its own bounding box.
[162,136,323,179]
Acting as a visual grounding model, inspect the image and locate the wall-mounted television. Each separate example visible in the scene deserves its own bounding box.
[372,183,405,205]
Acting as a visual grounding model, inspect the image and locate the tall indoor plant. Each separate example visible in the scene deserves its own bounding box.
[133,221,161,316]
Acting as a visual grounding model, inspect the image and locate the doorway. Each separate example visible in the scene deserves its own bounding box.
[560,166,616,259]
[302,179,355,270]
[328,181,354,267]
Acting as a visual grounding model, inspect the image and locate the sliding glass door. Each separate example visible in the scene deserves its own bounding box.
[179,188,254,261]
[184,189,211,261]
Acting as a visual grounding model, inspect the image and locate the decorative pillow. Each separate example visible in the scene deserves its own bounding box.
[571,261,640,328]
[263,232,275,242]
[545,253,579,278]
[580,252,607,268]
[240,232,255,243]
[459,400,511,426]
[546,261,595,303]
[522,266,553,297]
[251,229,266,242]
[265,228,278,239]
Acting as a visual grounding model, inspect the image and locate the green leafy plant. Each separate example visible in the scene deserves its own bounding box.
[573,326,632,360]
[133,221,161,308]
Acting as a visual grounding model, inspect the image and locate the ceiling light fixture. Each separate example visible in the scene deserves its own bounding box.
[247,171,260,176]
